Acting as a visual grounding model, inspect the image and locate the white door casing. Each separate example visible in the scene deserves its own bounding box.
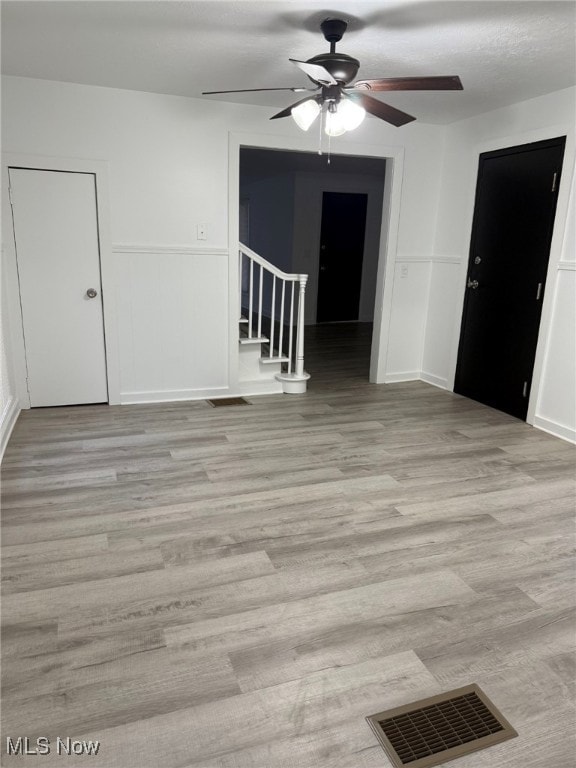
[9,168,108,406]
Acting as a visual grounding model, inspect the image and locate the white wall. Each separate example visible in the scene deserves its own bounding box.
[423,86,576,440]
[0,248,20,458]
[240,172,295,272]
[1,75,446,403]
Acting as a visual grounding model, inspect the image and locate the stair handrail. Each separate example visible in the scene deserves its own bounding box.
[238,242,308,379]
[239,243,306,282]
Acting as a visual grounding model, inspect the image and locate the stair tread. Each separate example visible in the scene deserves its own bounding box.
[260,356,290,364]
[239,336,269,345]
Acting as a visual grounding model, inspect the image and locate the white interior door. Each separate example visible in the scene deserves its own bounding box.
[9,168,108,407]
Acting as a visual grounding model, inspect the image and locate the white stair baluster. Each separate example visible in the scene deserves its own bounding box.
[258,264,263,339]
[279,279,286,361]
[270,275,276,358]
[288,281,295,373]
[248,257,254,338]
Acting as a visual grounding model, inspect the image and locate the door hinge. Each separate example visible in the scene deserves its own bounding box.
[522,381,528,398]
[536,282,543,300]
[551,172,558,192]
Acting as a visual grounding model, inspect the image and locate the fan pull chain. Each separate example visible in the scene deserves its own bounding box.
[318,105,324,155]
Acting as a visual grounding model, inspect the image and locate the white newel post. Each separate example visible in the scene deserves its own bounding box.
[295,275,308,378]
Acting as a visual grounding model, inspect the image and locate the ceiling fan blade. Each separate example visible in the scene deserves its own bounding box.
[269,95,317,120]
[289,59,337,86]
[350,76,463,92]
[349,93,416,127]
[202,86,313,95]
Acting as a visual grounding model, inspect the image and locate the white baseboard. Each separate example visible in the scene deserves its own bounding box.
[120,386,230,405]
[420,371,449,390]
[120,382,285,404]
[384,371,450,388]
[237,380,283,397]
[383,371,421,383]
[0,396,20,461]
[532,415,576,444]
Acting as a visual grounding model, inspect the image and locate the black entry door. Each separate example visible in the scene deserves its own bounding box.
[455,137,565,420]
[317,192,367,323]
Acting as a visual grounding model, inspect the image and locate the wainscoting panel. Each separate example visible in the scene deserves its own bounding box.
[422,259,463,388]
[535,267,576,442]
[113,246,229,403]
[0,396,20,460]
[385,259,431,379]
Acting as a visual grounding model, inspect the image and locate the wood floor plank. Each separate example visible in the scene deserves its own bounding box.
[163,569,478,655]
[3,643,240,737]
[2,547,166,594]
[415,606,576,686]
[227,587,539,695]
[1,533,108,566]
[2,551,274,624]
[2,652,440,768]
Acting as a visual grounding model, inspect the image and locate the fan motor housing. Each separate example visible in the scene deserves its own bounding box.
[307,53,360,85]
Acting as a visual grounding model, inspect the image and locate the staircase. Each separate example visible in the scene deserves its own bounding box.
[238,243,310,394]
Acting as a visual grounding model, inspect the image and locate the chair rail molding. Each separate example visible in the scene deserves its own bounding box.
[112,244,229,256]
[396,254,463,264]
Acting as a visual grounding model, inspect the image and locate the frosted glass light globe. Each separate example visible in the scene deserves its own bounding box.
[324,99,366,136]
[338,98,366,130]
[291,100,320,131]
[325,109,347,137]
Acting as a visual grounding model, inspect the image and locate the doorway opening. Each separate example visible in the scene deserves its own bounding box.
[239,147,387,384]
[317,191,368,323]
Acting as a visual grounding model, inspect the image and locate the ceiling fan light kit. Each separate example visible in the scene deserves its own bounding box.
[292,93,365,135]
[202,17,463,136]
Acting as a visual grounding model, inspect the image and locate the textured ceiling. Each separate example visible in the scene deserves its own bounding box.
[2,1,575,124]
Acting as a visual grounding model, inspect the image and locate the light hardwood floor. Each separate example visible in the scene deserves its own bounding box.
[2,323,575,767]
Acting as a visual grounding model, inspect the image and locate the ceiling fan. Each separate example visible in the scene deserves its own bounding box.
[202,18,463,134]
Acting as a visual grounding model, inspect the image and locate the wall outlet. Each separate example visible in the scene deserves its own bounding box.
[197,223,207,240]
[400,264,409,278]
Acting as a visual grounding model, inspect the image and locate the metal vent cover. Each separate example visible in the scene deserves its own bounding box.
[366,684,517,768]
[207,397,250,407]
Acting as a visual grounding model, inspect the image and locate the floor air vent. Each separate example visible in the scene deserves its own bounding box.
[366,684,517,768]
[207,397,250,407]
